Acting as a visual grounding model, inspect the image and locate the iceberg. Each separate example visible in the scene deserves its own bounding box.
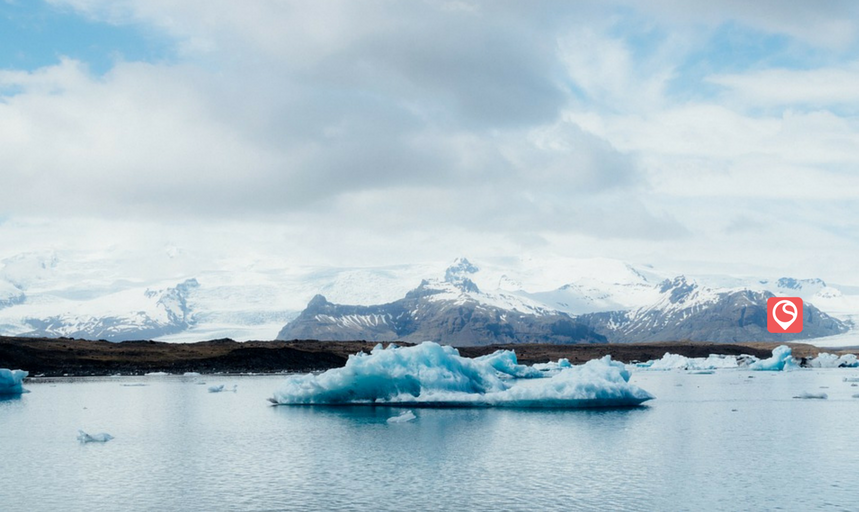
[808,353,859,368]
[77,430,114,443]
[271,342,653,408]
[474,350,544,379]
[387,410,417,423]
[634,353,740,371]
[0,369,29,395]
[749,345,799,371]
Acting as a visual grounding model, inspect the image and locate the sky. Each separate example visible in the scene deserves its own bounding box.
[1,0,858,283]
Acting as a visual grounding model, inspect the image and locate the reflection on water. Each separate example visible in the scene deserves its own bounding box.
[1,371,858,511]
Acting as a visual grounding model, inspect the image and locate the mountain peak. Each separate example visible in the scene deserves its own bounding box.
[658,275,697,303]
[307,294,330,308]
[443,257,481,293]
[445,257,479,281]
[777,277,826,290]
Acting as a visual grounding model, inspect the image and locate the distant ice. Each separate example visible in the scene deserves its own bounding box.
[0,369,29,395]
[183,372,202,376]
[77,430,114,443]
[208,384,237,393]
[120,383,147,387]
[532,359,572,372]
[808,353,859,368]
[749,345,799,371]
[271,342,653,408]
[633,353,741,371]
[145,372,169,376]
[793,392,828,399]
[387,410,416,423]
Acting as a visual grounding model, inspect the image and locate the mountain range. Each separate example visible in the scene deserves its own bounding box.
[1,252,856,346]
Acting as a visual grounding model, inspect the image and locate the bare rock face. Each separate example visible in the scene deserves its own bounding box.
[577,277,848,343]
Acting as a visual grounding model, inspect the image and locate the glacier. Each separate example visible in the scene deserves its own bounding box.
[271,342,653,408]
[0,369,28,395]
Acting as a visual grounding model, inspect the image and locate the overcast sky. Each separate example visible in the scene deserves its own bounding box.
[1,0,858,283]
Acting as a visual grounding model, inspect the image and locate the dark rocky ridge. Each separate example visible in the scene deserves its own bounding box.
[277,290,606,346]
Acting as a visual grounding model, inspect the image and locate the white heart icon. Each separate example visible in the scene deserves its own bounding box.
[772,300,798,330]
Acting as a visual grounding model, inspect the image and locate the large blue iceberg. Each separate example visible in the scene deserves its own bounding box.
[271,342,653,408]
[0,369,28,395]
[749,345,799,371]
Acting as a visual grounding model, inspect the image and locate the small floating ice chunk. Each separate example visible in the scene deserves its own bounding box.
[184,372,202,377]
[843,377,859,383]
[387,410,417,423]
[120,383,147,387]
[0,369,29,395]
[271,342,653,408]
[208,384,237,393]
[77,430,114,443]
[145,372,169,376]
[793,392,828,399]
[749,345,799,371]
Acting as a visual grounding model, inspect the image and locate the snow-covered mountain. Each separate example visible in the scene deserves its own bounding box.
[17,279,199,341]
[277,265,605,346]
[0,251,856,344]
[577,276,847,343]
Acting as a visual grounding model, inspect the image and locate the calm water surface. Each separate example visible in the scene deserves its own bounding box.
[2,370,859,511]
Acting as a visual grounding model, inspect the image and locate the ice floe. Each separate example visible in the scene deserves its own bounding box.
[387,410,417,423]
[0,369,29,395]
[793,392,828,400]
[208,384,237,393]
[271,342,653,408]
[77,430,114,443]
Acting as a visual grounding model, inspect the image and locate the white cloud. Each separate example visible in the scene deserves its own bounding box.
[1,0,858,284]
[709,65,859,106]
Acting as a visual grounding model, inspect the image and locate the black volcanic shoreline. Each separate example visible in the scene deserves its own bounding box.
[0,336,831,377]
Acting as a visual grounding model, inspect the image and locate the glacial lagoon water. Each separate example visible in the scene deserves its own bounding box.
[2,370,859,511]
